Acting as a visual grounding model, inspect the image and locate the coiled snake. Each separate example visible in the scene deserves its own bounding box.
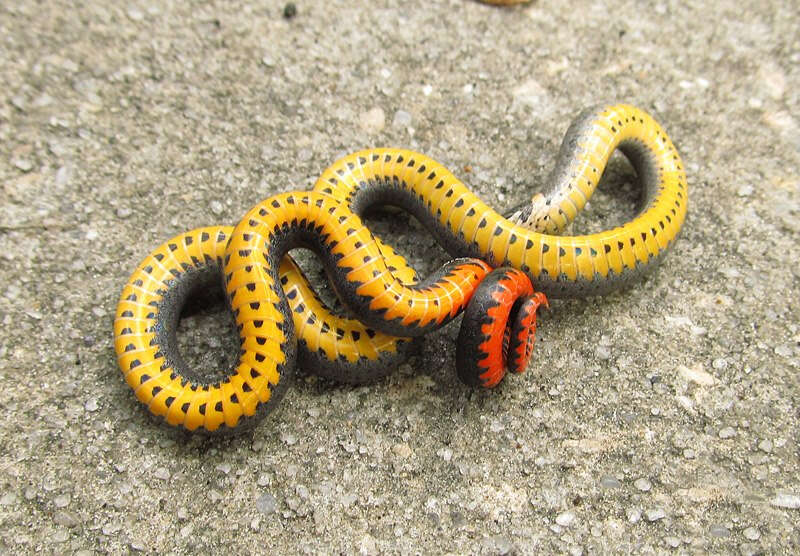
[114,104,687,432]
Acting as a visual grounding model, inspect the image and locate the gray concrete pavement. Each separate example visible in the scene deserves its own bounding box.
[1,0,798,553]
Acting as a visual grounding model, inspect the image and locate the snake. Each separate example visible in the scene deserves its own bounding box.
[114,104,687,432]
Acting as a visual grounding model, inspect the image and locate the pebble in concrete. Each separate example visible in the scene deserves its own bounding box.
[256,493,278,515]
[645,509,666,522]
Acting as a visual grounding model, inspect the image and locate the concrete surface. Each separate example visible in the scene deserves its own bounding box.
[1,0,798,553]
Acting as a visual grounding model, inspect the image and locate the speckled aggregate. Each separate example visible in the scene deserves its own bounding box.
[0,0,798,553]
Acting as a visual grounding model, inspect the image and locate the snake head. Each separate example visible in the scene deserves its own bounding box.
[508,193,551,232]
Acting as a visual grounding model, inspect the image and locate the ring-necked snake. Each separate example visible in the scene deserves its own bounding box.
[114,104,687,432]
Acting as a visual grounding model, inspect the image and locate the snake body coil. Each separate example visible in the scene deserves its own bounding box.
[114,104,687,432]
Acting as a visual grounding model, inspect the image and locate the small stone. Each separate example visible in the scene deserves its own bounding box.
[54,494,71,508]
[513,78,549,108]
[69,260,86,274]
[250,517,260,531]
[360,534,378,554]
[677,364,716,386]
[758,62,786,99]
[210,200,224,215]
[52,529,70,543]
[153,467,170,481]
[392,443,412,459]
[54,511,80,528]
[422,84,433,96]
[102,521,122,535]
[665,536,681,548]
[718,427,736,439]
[37,94,55,108]
[180,524,193,538]
[555,511,575,527]
[11,95,26,111]
[758,439,773,453]
[596,346,612,360]
[771,492,800,509]
[634,478,652,492]
[216,463,232,474]
[177,507,188,521]
[737,185,754,197]
[645,508,666,522]
[437,447,453,462]
[359,107,385,134]
[690,325,707,336]
[600,476,621,489]
[666,315,692,327]
[627,508,641,523]
[55,165,71,187]
[392,110,412,128]
[0,492,17,506]
[13,159,33,172]
[709,524,730,538]
[256,492,278,515]
[712,358,728,370]
[116,207,132,219]
[127,8,144,21]
[85,398,99,412]
[280,432,297,446]
[742,527,761,540]
[763,110,795,133]
[676,395,694,413]
[492,535,513,554]
[683,449,696,459]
